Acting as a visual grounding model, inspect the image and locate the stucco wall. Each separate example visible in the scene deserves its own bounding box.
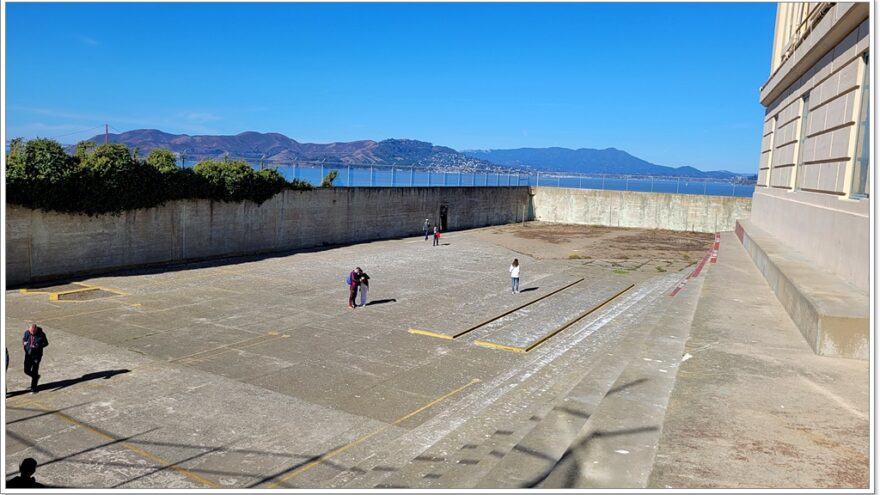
[532,187,751,233]
[6,187,530,286]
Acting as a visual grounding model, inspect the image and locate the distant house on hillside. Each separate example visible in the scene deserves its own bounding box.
[744,2,870,358]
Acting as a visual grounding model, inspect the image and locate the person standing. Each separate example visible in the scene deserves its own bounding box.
[22,323,48,393]
[433,226,440,247]
[358,270,371,307]
[348,268,360,309]
[509,258,520,294]
[423,219,430,241]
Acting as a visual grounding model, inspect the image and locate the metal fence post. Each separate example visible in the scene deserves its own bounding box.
[732,183,736,196]
[676,177,680,194]
[625,176,629,191]
[537,172,541,187]
[391,167,395,186]
[370,165,374,186]
[321,164,324,184]
[650,176,654,192]
[601,174,605,190]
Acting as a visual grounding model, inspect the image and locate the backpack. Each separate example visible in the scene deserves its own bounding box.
[346,273,353,286]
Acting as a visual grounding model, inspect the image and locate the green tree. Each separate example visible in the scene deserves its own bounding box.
[146,148,179,173]
[15,138,75,180]
[74,140,97,161]
[320,169,339,188]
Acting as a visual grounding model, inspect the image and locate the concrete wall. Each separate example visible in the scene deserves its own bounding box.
[532,187,752,233]
[751,188,869,292]
[6,187,530,286]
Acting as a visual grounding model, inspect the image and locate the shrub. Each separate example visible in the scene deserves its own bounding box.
[5,137,312,215]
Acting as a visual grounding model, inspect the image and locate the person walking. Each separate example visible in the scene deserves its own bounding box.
[358,269,371,307]
[423,219,430,241]
[22,323,48,393]
[433,226,440,247]
[348,268,361,309]
[509,258,520,294]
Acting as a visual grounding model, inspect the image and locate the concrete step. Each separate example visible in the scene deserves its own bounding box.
[735,219,868,359]
[533,274,704,488]
[472,283,682,488]
[318,275,680,488]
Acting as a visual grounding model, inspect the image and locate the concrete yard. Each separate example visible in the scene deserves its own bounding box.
[3,223,870,489]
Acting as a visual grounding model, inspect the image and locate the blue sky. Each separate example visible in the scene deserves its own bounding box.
[5,2,776,173]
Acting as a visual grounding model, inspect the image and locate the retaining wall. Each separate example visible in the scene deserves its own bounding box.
[532,187,752,233]
[6,187,530,286]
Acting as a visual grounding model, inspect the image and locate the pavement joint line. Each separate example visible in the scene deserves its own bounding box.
[19,398,221,488]
[35,305,125,323]
[171,333,289,363]
[263,378,481,489]
[474,283,636,353]
[408,278,585,340]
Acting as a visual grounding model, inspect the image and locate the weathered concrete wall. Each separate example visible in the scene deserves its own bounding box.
[532,187,752,233]
[6,187,530,286]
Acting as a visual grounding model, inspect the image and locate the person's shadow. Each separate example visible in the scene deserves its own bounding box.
[365,299,397,306]
[6,458,47,488]
[6,369,130,398]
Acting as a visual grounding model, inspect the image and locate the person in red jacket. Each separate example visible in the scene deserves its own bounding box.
[348,268,362,309]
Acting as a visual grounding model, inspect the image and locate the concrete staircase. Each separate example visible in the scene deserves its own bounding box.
[285,272,704,489]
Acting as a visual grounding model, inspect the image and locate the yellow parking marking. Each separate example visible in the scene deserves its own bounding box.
[407,328,454,340]
[264,378,480,488]
[20,398,219,488]
[475,284,635,353]
[408,278,584,340]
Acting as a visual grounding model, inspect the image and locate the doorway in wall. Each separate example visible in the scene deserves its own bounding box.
[439,204,448,231]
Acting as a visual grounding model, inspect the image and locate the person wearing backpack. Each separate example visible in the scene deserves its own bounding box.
[22,323,48,393]
[347,267,361,309]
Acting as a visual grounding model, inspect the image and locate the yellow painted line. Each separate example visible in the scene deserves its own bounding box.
[407,328,454,339]
[263,378,481,489]
[475,284,635,353]
[23,399,219,488]
[19,288,52,295]
[408,278,585,341]
[473,341,527,353]
[77,283,128,296]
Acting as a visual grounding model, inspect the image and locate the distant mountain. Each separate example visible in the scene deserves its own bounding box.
[462,147,742,178]
[75,130,503,171]
[72,130,742,178]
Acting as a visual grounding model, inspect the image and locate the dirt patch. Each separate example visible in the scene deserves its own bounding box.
[474,222,714,273]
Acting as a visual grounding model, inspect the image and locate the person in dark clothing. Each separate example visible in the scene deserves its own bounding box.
[423,219,430,241]
[348,268,362,309]
[22,324,48,393]
[7,458,45,488]
[358,270,371,307]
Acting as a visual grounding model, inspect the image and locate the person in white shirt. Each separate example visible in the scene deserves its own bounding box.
[509,258,520,294]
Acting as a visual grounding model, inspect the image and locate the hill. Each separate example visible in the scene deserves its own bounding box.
[462,147,741,178]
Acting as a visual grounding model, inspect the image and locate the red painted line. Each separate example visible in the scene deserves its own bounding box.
[690,253,710,278]
[669,276,689,297]
[670,238,716,296]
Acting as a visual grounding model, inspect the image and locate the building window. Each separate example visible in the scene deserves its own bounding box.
[793,94,810,190]
[851,53,870,198]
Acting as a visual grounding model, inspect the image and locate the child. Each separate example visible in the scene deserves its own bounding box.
[509,258,520,293]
